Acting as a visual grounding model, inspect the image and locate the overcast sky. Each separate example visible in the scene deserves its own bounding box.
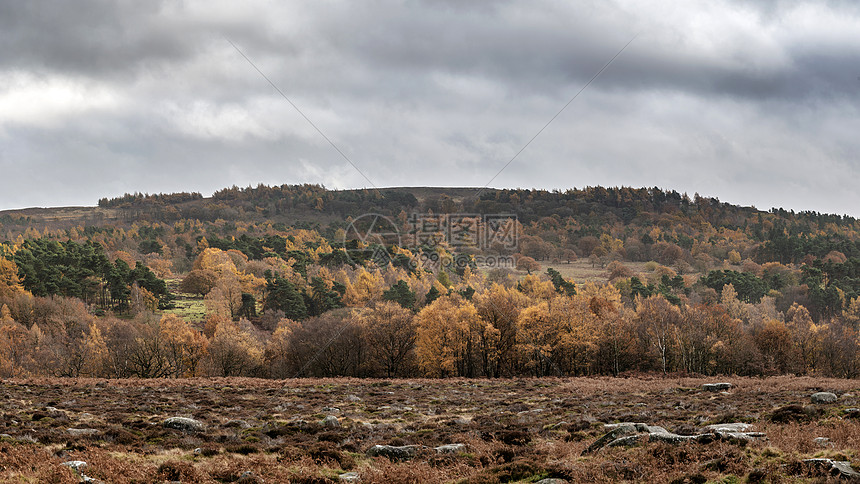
[2,1,860,215]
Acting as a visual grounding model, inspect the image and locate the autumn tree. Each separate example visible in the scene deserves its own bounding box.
[754,318,800,375]
[160,314,208,377]
[179,269,218,296]
[0,305,31,377]
[415,295,488,377]
[635,295,681,373]
[516,294,598,376]
[516,256,540,274]
[0,258,25,300]
[360,301,417,377]
[474,284,530,377]
[277,309,367,377]
[205,319,263,377]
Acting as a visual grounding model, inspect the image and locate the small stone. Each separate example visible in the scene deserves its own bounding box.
[67,428,100,437]
[346,394,362,402]
[322,406,341,414]
[237,470,261,483]
[811,392,838,404]
[339,471,360,482]
[703,383,732,392]
[535,479,568,484]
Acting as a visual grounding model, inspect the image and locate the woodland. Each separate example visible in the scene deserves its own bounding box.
[1,184,860,380]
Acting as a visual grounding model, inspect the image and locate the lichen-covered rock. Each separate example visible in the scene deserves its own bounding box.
[607,434,647,448]
[67,428,99,437]
[322,415,341,428]
[811,392,837,404]
[61,460,87,472]
[802,458,860,479]
[582,424,641,454]
[813,437,832,447]
[163,416,205,433]
[703,383,732,392]
[366,444,422,460]
[585,421,765,453]
[339,471,361,482]
[434,443,466,454]
[705,423,752,433]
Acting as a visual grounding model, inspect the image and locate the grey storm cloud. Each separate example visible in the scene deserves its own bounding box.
[1,0,859,215]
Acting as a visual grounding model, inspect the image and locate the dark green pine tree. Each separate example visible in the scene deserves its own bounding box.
[546,268,576,296]
[304,277,344,316]
[264,275,308,320]
[382,280,416,309]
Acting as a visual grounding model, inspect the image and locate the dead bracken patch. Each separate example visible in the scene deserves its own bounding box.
[0,376,858,482]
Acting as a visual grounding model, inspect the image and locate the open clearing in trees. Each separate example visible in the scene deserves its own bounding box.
[1,376,859,483]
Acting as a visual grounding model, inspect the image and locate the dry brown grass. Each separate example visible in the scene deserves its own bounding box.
[0,376,858,482]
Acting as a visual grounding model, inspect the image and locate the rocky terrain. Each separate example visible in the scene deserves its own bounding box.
[1,376,859,483]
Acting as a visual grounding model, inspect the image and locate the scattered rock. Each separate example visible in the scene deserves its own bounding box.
[346,394,362,402]
[535,479,568,484]
[237,470,262,483]
[322,415,341,428]
[813,437,832,447]
[339,471,361,482]
[434,443,466,454]
[705,423,752,433]
[322,406,341,414]
[607,434,647,448]
[811,392,838,404]
[366,444,422,460]
[802,458,860,479]
[67,428,100,437]
[163,417,205,433]
[583,424,643,454]
[703,383,732,392]
[714,431,766,442]
[584,422,765,454]
[62,460,87,472]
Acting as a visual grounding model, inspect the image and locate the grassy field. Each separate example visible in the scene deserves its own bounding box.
[0,376,858,483]
[161,278,208,323]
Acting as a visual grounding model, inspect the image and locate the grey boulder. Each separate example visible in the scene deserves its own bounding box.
[163,416,205,433]
[811,392,838,404]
